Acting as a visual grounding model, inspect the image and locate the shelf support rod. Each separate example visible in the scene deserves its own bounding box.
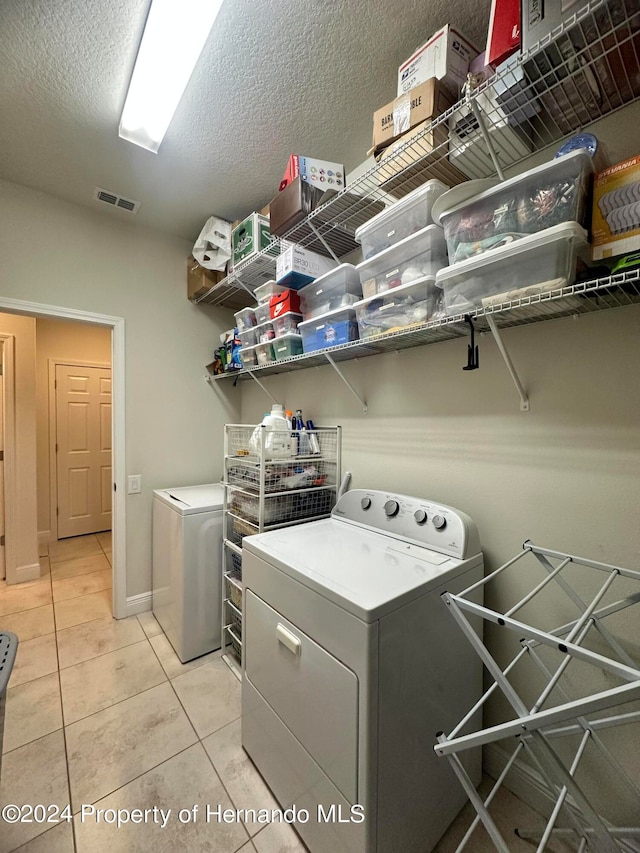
[307,220,341,264]
[469,96,506,181]
[323,353,368,413]
[486,315,529,411]
[246,370,278,404]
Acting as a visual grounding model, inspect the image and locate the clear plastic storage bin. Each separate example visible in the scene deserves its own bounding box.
[354,275,441,339]
[299,264,362,319]
[239,345,258,367]
[299,307,359,352]
[254,280,286,304]
[255,320,275,343]
[255,341,276,364]
[272,312,302,337]
[273,333,304,360]
[254,302,271,325]
[355,180,449,259]
[239,327,258,347]
[356,224,448,299]
[234,307,257,331]
[435,222,588,315]
[439,150,593,265]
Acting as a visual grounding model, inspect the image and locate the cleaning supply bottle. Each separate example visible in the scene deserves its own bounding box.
[285,409,297,455]
[250,403,292,459]
[306,419,321,455]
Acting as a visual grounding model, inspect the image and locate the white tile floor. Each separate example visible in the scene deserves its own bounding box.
[0,533,560,852]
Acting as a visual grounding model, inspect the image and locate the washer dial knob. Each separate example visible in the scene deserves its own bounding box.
[432,514,446,530]
[384,499,400,518]
[361,497,372,510]
[414,509,428,525]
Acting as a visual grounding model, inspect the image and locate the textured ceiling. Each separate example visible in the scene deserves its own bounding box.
[0,0,491,242]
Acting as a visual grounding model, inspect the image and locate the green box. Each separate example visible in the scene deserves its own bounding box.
[232,214,278,267]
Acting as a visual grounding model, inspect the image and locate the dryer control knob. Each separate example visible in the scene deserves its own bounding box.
[414,509,428,525]
[361,497,372,510]
[384,499,400,518]
[432,514,446,530]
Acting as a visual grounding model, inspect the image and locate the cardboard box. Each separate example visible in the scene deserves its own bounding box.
[269,177,330,237]
[371,78,454,153]
[280,155,345,192]
[276,245,337,290]
[187,255,225,300]
[398,25,478,97]
[232,214,277,267]
[486,0,520,67]
[375,120,467,194]
[592,155,640,260]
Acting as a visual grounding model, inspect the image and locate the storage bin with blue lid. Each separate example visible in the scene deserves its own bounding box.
[299,307,359,352]
[354,179,449,260]
[299,264,362,320]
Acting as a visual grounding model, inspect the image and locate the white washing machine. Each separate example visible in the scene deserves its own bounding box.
[152,483,224,662]
[241,489,484,853]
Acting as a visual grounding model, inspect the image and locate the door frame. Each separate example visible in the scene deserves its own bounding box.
[0,334,16,583]
[49,358,112,544]
[0,296,126,619]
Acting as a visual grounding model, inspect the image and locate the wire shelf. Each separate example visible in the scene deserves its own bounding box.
[195,0,640,308]
[210,269,640,382]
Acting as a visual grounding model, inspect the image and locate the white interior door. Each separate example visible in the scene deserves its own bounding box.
[0,341,4,579]
[56,364,112,539]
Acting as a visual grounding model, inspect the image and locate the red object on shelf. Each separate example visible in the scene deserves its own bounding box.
[270,289,302,319]
[486,0,521,67]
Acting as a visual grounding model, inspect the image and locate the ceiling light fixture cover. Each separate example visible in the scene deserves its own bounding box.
[119,0,224,153]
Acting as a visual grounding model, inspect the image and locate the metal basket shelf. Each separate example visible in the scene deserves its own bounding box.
[195,0,640,308]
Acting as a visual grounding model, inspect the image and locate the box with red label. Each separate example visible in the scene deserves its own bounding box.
[270,289,302,319]
[280,155,345,192]
[486,0,520,67]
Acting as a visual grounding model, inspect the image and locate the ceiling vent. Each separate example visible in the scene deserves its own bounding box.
[94,187,140,214]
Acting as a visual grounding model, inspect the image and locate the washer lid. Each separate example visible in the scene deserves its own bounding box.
[153,483,224,514]
[243,519,477,621]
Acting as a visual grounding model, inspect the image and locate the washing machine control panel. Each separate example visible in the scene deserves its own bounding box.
[332,489,480,559]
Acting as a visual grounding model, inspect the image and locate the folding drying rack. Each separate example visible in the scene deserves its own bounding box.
[435,541,640,852]
[0,632,18,774]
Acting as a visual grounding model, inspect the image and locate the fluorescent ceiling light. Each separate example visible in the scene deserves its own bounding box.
[119,0,224,153]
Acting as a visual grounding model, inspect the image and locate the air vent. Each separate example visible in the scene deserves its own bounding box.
[94,187,140,214]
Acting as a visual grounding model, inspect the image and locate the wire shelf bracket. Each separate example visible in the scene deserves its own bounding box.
[486,316,530,411]
[435,539,640,852]
[323,352,368,413]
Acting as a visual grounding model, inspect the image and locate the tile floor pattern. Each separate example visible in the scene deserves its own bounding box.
[0,534,565,853]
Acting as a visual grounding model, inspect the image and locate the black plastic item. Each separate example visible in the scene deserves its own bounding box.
[463,315,479,371]
[0,632,19,769]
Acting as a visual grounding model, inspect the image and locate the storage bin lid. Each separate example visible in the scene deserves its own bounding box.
[356,224,447,274]
[434,222,588,284]
[273,311,303,320]
[298,305,357,329]
[354,180,449,243]
[434,150,594,224]
[234,307,256,320]
[353,274,437,309]
[254,280,286,303]
[299,264,361,299]
[273,332,303,342]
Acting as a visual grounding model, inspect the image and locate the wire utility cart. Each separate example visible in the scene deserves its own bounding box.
[434,541,640,852]
[221,424,341,676]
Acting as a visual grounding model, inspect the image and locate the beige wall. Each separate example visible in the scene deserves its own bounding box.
[0,178,240,599]
[239,303,640,816]
[0,312,39,583]
[35,317,112,541]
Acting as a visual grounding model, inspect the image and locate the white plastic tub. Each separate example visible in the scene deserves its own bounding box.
[356,224,448,299]
[354,275,442,339]
[255,341,276,365]
[299,264,362,319]
[254,302,272,325]
[438,149,593,265]
[234,307,257,331]
[239,327,258,347]
[254,280,286,304]
[239,345,258,367]
[435,221,588,316]
[254,319,275,343]
[355,180,449,259]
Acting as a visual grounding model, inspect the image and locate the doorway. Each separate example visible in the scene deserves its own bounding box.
[0,296,126,618]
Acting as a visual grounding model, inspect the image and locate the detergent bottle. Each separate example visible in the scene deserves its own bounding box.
[250,403,292,459]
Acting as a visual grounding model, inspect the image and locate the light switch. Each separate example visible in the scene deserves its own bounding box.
[128,474,142,494]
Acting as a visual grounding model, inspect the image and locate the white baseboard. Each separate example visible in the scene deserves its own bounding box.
[125,591,152,618]
[38,531,51,557]
[483,743,556,817]
[14,561,42,584]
